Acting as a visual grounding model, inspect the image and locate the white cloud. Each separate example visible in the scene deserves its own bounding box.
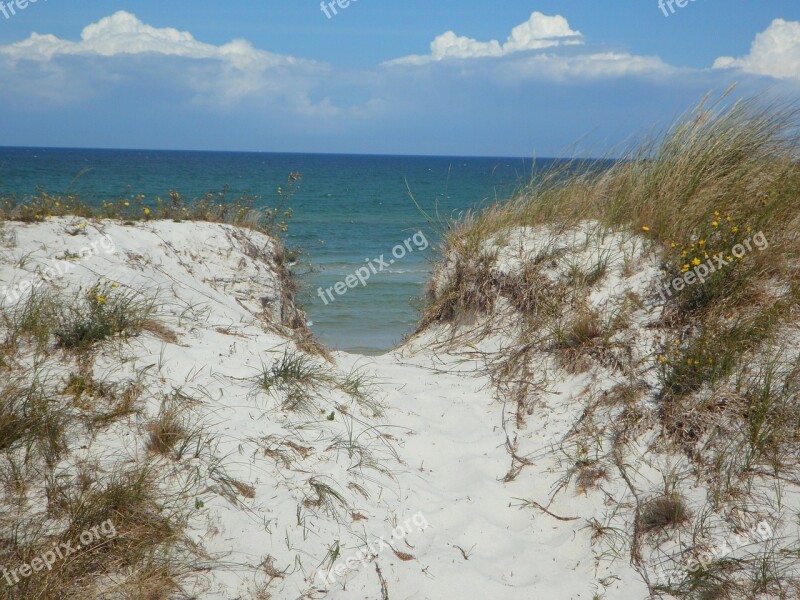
[714,19,800,80]
[428,32,503,60]
[387,11,583,65]
[0,10,307,71]
[383,11,675,80]
[498,51,673,81]
[503,12,583,53]
[0,11,335,112]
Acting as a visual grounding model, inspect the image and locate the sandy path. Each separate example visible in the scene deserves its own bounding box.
[328,349,600,600]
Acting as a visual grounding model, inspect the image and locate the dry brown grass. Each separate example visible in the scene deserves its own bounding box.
[1,463,194,600]
[147,415,187,457]
[422,92,800,331]
[575,464,609,494]
[639,494,692,533]
[418,94,800,598]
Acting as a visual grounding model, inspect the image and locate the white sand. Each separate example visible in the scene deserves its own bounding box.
[1,218,796,599]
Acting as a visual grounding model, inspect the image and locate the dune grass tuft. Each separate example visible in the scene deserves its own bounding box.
[421,93,800,330]
[639,495,692,533]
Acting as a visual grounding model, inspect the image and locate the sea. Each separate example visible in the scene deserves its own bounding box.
[0,147,540,354]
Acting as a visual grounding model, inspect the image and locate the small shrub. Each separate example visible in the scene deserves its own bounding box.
[55,283,156,351]
[1,286,60,354]
[256,349,323,393]
[147,413,187,457]
[640,495,691,532]
[0,376,65,465]
[556,311,605,349]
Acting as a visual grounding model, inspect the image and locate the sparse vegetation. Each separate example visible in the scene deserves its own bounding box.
[0,171,400,599]
[253,349,383,417]
[55,283,157,352]
[639,495,691,533]
[3,94,800,598]
[0,175,299,239]
[420,93,800,598]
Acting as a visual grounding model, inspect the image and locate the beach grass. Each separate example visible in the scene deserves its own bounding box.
[421,92,800,598]
[0,181,297,239]
[422,92,800,329]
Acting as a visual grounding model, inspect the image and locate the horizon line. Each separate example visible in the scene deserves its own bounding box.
[0,144,609,162]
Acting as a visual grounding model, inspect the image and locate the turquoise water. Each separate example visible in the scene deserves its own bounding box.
[0,148,540,353]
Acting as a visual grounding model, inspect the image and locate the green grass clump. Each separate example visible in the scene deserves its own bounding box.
[1,286,60,355]
[0,376,65,465]
[54,283,156,352]
[253,349,383,417]
[256,349,323,394]
[0,173,300,239]
[2,281,159,357]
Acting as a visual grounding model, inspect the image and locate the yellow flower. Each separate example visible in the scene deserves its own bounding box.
[712,221,719,227]
[674,339,680,345]
[681,264,690,272]
[714,211,720,217]
[746,226,752,232]
[687,358,694,366]
[54,202,60,207]
[641,226,650,232]
[124,201,130,207]
[698,239,705,247]
[681,250,688,258]
[111,283,119,289]
[670,242,676,249]
[726,216,732,222]
[692,258,701,266]
[726,255,733,261]
[143,207,151,215]
[731,226,739,233]
[95,296,106,304]
[659,356,666,363]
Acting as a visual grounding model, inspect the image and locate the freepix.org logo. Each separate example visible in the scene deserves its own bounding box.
[320,0,358,20]
[1,233,116,305]
[2,520,117,587]
[0,0,46,21]
[658,0,698,17]
[317,230,429,306]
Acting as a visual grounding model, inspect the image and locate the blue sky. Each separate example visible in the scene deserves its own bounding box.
[0,1,799,156]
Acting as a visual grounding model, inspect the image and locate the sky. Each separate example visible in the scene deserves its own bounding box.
[0,0,799,156]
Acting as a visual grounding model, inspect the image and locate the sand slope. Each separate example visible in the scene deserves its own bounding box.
[2,218,796,599]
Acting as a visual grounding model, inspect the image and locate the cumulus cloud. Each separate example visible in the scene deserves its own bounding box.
[0,10,293,63]
[497,51,673,81]
[383,11,675,80]
[387,11,583,65]
[0,10,313,71]
[713,19,800,80]
[0,11,332,111]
